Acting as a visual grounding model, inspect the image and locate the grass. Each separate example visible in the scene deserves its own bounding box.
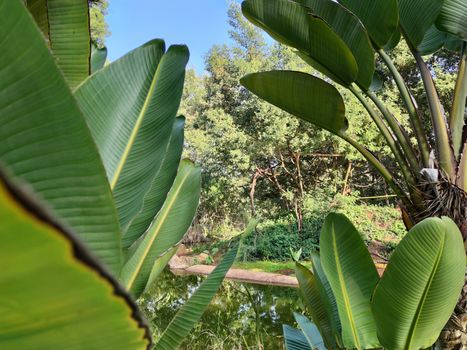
[232,260,311,274]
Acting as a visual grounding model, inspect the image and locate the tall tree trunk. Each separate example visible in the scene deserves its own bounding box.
[294,200,303,235]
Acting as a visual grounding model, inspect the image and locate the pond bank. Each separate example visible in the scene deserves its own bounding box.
[172,264,299,287]
[169,253,387,286]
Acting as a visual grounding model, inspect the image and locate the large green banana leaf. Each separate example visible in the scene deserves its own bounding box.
[0,0,122,274]
[295,262,339,349]
[241,70,347,135]
[436,0,467,40]
[75,41,189,232]
[293,313,325,350]
[397,0,445,46]
[320,213,380,349]
[120,160,201,298]
[242,0,358,86]
[0,175,150,350]
[293,0,375,89]
[372,217,465,350]
[154,240,242,350]
[123,116,185,250]
[337,0,398,48]
[283,325,311,350]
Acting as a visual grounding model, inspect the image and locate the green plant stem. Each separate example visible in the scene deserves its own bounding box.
[450,42,467,158]
[458,143,467,191]
[378,49,431,167]
[349,85,418,190]
[409,43,456,180]
[339,132,414,212]
[365,89,421,173]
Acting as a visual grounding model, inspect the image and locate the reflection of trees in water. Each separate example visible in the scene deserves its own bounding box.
[139,270,301,349]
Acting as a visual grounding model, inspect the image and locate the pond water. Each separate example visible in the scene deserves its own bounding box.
[139,269,302,349]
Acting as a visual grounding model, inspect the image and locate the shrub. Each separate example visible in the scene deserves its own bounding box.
[240,192,406,262]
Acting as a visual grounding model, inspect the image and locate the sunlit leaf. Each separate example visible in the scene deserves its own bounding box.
[0,0,122,273]
[320,213,380,349]
[121,160,201,299]
[48,0,91,88]
[338,0,398,48]
[241,70,347,135]
[75,41,189,232]
[242,0,358,86]
[372,217,465,350]
[295,261,339,349]
[292,0,375,89]
[123,116,185,250]
[0,175,150,350]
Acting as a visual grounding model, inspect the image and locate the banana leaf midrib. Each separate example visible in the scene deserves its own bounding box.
[110,57,165,190]
[123,168,192,290]
[405,234,445,350]
[331,222,361,349]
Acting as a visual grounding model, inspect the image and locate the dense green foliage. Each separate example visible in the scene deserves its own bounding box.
[182,6,373,228]
[240,192,405,261]
[240,0,466,235]
[89,0,110,47]
[181,5,458,251]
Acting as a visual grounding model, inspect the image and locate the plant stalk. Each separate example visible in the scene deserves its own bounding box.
[350,85,418,189]
[378,49,431,167]
[409,44,456,180]
[450,42,467,158]
[365,90,421,173]
[458,143,467,191]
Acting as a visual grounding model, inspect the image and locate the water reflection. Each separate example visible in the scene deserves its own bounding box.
[140,269,301,349]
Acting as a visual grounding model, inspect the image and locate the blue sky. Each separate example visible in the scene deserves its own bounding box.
[106,0,237,73]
